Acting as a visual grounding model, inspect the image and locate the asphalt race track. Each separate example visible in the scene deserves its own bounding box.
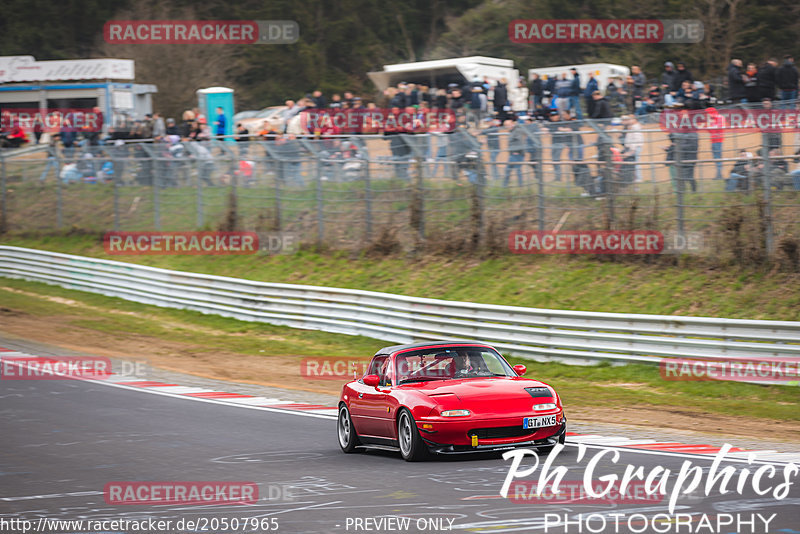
[1,349,799,533]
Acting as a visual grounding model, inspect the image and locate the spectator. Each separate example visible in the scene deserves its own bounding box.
[330,94,343,109]
[706,107,725,180]
[761,98,782,150]
[511,80,529,118]
[554,73,572,115]
[547,111,573,182]
[744,63,760,103]
[544,74,557,107]
[676,126,699,192]
[726,150,753,192]
[661,62,678,93]
[569,68,583,119]
[504,120,526,187]
[584,72,598,117]
[312,90,327,109]
[180,109,195,138]
[479,118,502,181]
[165,118,179,136]
[236,122,249,155]
[434,88,448,110]
[591,91,613,119]
[420,85,433,106]
[152,112,166,140]
[494,78,509,122]
[467,86,484,128]
[728,59,748,104]
[674,62,693,91]
[776,55,799,108]
[758,58,779,101]
[605,78,623,113]
[631,65,646,111]
[621,115,644,181]
[33,117,44,144]
[530,73,543,109]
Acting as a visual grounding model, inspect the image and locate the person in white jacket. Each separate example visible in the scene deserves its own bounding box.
[621,115,645,182]
[510,80,529,118]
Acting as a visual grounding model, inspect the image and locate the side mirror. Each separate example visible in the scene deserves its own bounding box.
[363,374,380,387]
[513,364,527,376]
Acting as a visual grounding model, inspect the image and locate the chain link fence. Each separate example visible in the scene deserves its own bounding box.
[1,118,799,263]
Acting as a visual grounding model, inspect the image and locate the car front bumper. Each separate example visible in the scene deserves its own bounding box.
[424,419,567,455]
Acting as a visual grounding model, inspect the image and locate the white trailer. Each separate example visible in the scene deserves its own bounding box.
[528,63,630,92]
[368,56,520,93]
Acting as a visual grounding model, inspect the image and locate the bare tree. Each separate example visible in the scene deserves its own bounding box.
[94,1,241,118]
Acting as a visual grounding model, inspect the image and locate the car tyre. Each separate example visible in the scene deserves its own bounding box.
[338,404,361,453]
[397,408,428,461]
[539,426,567,455]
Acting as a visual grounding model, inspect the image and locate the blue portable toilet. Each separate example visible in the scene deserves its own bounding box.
[197,87,235,142]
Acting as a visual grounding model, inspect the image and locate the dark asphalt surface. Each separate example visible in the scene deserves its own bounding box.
[1,359,799,533]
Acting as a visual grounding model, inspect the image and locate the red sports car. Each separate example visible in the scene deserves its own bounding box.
[337,341,566,461]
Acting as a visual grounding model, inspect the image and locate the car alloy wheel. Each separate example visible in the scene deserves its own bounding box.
[397,409,427,461]
[338,404,360,453]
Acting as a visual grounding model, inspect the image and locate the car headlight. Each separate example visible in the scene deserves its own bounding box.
[440,409,471,417]
[533,403,557,411]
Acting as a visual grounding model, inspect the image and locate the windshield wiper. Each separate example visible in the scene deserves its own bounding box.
[398,377,448,385]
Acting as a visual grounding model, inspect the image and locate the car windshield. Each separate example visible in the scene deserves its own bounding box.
[395,346,514,384]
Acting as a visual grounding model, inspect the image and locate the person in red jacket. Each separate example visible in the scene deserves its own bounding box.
[706,107,725,179]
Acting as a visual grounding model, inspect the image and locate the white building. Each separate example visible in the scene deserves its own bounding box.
[0,55,157,131]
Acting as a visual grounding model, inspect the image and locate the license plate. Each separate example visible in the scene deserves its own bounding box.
[523,415,558,429]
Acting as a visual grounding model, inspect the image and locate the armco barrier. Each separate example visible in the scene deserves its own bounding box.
[1,246,799,371]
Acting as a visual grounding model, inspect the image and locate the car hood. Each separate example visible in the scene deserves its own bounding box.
[407,377,554,402]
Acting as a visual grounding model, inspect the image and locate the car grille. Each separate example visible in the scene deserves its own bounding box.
[469,426,535,439]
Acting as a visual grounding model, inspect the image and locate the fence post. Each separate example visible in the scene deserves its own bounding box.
[674,135,685,235]
[471,157,486,248]
[55,153,63,230]
[410,157,425,246]
[153,157,161,231]
[113,169,120,231]
[0,154,6,233]
[316,157,324,245]
[274,161,283,231]
[364,159,372,242]
[761,133,774,256]
[195,159,204,228]
[535,141,545,232]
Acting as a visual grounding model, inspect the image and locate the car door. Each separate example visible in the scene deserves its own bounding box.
[348,355,391,438]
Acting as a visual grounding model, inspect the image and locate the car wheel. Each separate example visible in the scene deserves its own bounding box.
[397,408,428,461]
[337,404,360,453]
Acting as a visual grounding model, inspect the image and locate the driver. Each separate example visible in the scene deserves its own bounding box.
[454,351,475,376]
